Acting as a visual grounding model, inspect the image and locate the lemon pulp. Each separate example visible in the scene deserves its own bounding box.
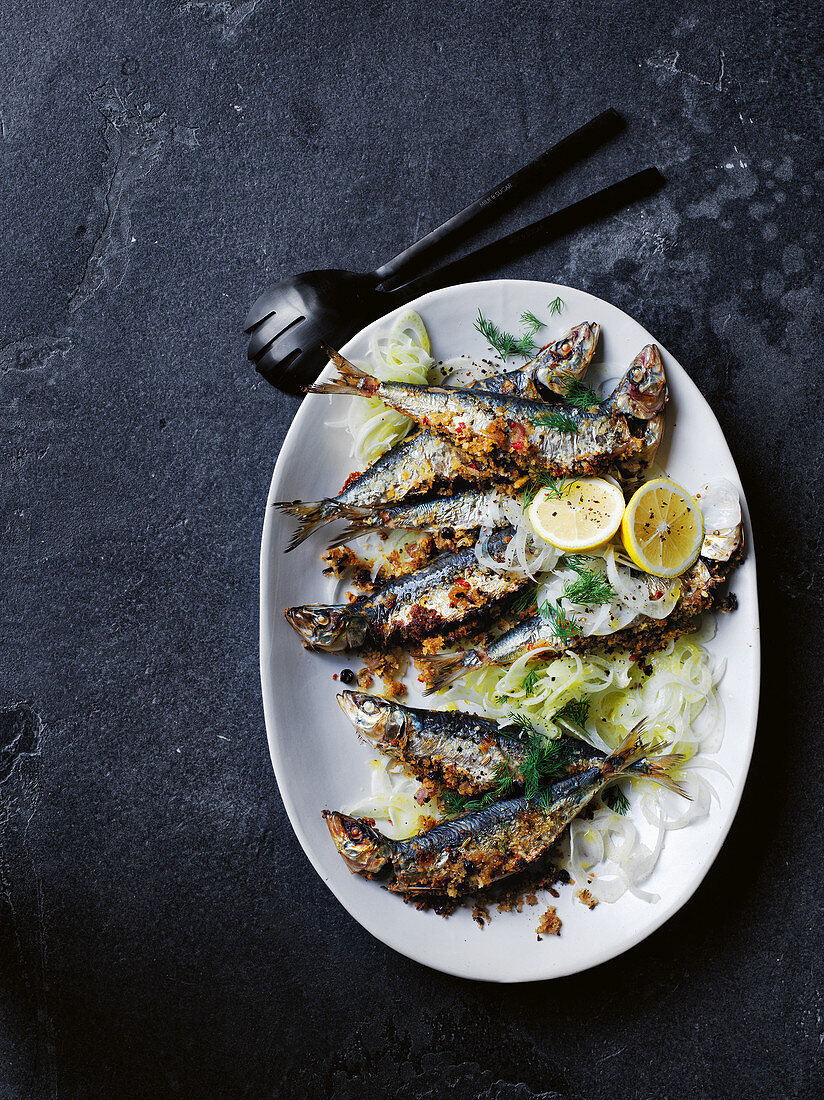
[528,478,625,551]
[621,478,704,577]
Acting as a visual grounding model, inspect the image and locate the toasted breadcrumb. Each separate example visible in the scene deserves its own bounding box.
[472,904,490,928]
[536,905,562,940]
[576,889,599,910]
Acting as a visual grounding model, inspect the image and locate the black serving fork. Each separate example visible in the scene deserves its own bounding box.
[245,109,663,395]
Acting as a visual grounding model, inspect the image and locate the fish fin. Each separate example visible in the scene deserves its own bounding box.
[320,502,383,548]
[601,721,654,777]
[418,650,483,695]
[305,348,380,396]
[272,498,341,551]
[635,752,690,799]
[326,522,381,549]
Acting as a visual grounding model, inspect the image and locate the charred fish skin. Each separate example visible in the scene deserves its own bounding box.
[285,526,528,651]
[325,729,655,895]
[310,345,667,481]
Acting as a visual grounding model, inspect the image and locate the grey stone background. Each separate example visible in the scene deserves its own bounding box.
[1,0,822,1096]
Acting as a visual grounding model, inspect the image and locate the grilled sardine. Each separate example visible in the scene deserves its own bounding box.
[285,526,528,651]
[309,345,666,481]
[324,729,679,895]
[276,323,599,550]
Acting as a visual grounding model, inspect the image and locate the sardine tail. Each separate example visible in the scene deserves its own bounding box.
[305,348,380,397]
[602,721,654,777]
[273,499,338,551]
[636,752,690,799]
[418,650,483,695]
[323,504,380,548]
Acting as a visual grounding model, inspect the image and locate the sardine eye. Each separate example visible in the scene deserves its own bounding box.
[631,367,643,383]
[559,342,571,356]
[362,699,378,714]
[348,825,362,840]
[316,612,330,626]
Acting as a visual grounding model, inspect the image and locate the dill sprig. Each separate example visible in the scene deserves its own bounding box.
[522,472,569,510]
[504,710,539,738]
[564,554,594,575]
[439,787,501,815]
[491,757,516,799]
[562,377,600,412]
[511,585,539,614]
[563,570,616,607]
[474,310,539,360]
[441,715,574,817]
[548,296,565,316]
[553,696,590,727]
[521,737,570,797]
[537,598,582,643]
[521,668,540,696]
[520,310,545,335]
[536,786,556,812]
[502,712,573,796]
[532,409,579,434]
[603,784,630,815]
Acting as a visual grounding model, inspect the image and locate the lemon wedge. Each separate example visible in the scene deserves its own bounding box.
[528,478,625,551]
[621,477,704,577]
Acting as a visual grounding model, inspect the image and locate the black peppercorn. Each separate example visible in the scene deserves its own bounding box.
[339,668,356,685]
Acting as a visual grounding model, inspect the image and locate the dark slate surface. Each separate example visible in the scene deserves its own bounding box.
[1,0,822,1096]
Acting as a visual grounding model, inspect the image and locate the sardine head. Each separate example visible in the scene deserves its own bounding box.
[611,345,667,419]
[336,691,407,746]
[533,321,600,395]
[323,811,390,874]
[284,605,368,651]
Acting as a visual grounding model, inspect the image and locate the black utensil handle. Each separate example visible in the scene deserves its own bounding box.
[387,168,665,301]
[372,109,625,289]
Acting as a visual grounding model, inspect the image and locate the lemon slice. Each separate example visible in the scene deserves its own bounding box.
[528,478,625,551]
[621,478,704,577]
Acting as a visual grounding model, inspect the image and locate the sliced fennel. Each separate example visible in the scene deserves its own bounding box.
[436,630,726,903]
[343,310,434,468]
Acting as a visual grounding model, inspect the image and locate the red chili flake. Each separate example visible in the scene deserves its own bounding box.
[456,421,466,433]
[456,578,470,589]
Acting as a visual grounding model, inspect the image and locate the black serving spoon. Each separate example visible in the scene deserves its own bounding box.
[245,111,662,395]
[245,110,623,395]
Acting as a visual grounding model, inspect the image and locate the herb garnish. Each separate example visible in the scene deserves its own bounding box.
[439,714,575,817]
[532,409,579,433]
[520,310,545,335]
[521,668,540,696]
[553,696,590,727]
[522,472,569,510]
[548,296,565,316]
[474,310,540,360]
[603,784,630,815]
[537,598,582,642]
[563,570,616,606]
[512,585,539,614]
[560,375,600,412]
[439,788,497,815]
